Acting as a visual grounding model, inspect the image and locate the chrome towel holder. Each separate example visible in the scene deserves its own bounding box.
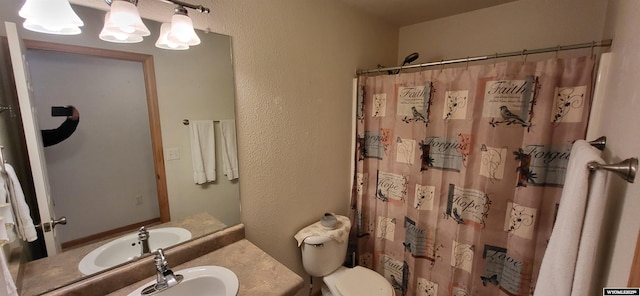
[588,158,637,183]
[588,136,606,151]
[587,136,637,183]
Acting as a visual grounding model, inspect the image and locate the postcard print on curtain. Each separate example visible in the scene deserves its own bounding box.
[354,56,595,296]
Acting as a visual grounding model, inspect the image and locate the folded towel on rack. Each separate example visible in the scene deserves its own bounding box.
[4,164,37,242]
[0,179,16,243]
[190,120,216,184]
[219,120,239,180]
[0,217,15,295]
[0,248,17,296]
[534,140,606,296]
[0,217,8,246]
[0,216,8,247]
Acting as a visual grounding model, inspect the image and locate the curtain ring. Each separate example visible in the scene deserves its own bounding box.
[465,57,470,70]
[493,53,498,68]
[591,41,596,56]
[555,45,561,59]
[521,49,527,65]
[440,60,445,72]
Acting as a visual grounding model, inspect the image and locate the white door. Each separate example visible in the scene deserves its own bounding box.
[5,21,61,256]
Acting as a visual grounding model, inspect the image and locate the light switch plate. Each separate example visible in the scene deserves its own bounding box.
[166,148,181,160]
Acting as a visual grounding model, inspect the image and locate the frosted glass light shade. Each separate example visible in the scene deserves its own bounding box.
[99,11,143,43]
[99,0,150,43]
[19,0,83,35]
[168,14,200,46]
[155,23,189,50]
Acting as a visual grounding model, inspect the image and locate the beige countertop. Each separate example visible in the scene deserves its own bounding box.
[20,212,227,296]
[109,239,304,296]
[36,225,304,296]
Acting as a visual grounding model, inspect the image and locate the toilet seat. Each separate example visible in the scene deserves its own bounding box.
[323,266,394,296]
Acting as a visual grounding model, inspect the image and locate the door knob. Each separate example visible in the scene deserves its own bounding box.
[38,216,67,232]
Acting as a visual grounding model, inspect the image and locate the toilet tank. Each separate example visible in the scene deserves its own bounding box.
[301,235,348,277]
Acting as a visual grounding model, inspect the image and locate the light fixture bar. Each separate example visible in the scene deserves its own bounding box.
[103,0,137,5]
[104,0,209,13]
[162,0,210,13]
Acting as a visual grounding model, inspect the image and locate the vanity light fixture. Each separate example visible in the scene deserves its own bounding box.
[18,0,84,35]
[155,2,208,50]
[166,5,200,46]
[18,0,209,50]
[99,0,150,43]
[99,11,144,43]
[155,22,189,50]
[101,0,208,47]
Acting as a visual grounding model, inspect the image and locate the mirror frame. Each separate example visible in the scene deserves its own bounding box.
[23,39,171,247]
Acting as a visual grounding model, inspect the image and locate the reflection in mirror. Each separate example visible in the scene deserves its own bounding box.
[0,2,239,294]
[26,40,169,249]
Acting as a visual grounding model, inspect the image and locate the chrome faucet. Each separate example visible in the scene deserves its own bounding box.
[141,248,183,295]
[138,226,151,255]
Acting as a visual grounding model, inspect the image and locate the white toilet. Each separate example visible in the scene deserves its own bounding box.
[296,215,395,296]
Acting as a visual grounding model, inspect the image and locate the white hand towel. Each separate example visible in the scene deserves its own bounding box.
[294,215,351,247]
[219,120,239,180]
[0,217,8,246]
[0,248,18,296]
[534,140,605,296]
[0,175,17,242]
[190,120,216,184]
[5,164,37,242]
[571,159,607,295]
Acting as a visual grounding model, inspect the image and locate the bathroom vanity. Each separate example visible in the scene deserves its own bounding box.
[110,239,303,295]
[18,213,303,296]
[32,224,303,295]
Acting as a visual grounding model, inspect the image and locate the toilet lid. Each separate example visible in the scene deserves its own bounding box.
[334,266,393,296]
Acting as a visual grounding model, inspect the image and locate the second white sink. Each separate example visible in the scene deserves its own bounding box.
[78,227,191,275]
[127,266,239,296]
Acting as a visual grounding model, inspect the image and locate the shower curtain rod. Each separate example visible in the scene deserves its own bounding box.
[356,39,613,75]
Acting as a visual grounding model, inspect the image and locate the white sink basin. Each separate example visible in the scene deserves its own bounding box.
[127,266,239,296]
[78,227,191,275]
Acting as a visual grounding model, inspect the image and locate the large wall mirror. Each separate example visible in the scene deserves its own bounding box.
[0,1,239,293]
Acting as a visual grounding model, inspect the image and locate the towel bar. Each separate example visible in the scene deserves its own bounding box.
[182,119,221,125]
[588,136,606,151]
[587,157,638,183]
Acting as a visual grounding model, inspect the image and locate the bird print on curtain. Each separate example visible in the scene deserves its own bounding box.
[353,55,595,296]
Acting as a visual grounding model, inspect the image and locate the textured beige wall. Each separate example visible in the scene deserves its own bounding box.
[209,0,399,289]
[596,0,640,287]
[398,0,608,64]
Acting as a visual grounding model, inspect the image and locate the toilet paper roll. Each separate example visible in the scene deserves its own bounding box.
[321,213,338,228]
